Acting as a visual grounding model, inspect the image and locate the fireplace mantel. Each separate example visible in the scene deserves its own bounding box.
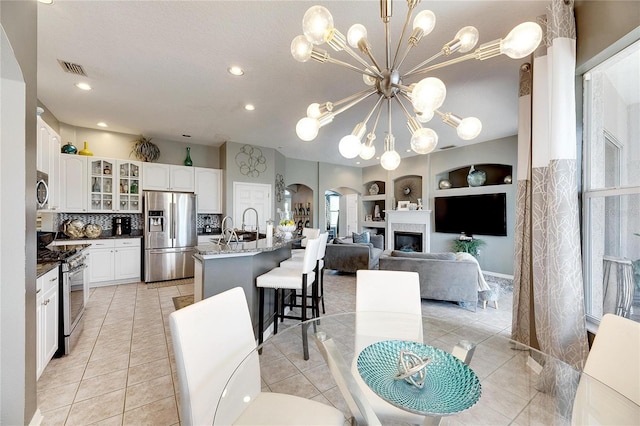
[384,210,431,252]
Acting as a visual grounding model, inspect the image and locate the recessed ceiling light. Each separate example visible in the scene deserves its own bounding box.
[38,0,54,4]
[97,122,108,128]
[228,66,244,76]
[75,82,92,91]
[376,156,380,160]
[356,161,361,165]
[244,104,255,111]
[406,149,412,152]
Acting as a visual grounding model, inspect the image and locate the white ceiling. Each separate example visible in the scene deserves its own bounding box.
[37,0,549,167]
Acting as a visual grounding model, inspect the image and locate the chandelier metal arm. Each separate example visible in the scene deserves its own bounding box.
[391,4,416,70]
[331,88,378,110]
[365,101,384,147]
[405,52,475,77]
[393,95,416,125]
[362,95,386,127]
[340,43,385,78]
[404,50,444,76]
[332,89,379,117]
[387,98,393,135]
[357,39,383,74]
[324,56,380,78]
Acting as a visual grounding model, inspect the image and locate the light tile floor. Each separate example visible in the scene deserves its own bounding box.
[38,272,514,425]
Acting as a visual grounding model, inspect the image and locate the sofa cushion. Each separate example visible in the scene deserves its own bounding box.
[352,231,370,244]
[390,251,456,261]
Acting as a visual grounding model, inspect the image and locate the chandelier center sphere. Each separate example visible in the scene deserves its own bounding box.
[376,69,401,99]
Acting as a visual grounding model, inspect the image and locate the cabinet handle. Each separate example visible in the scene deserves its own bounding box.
[36,289,41,294]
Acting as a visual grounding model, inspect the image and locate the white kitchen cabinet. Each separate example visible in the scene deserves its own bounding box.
[195,167,222,213]
[88,241,116,283]
[142,163,195,192]
[59,155,88,212]
[36,267,59,380]
[37,117,61,210]
[88,158,141,213]
[114,239,141,281]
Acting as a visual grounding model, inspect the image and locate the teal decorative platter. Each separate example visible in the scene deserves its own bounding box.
[357,340,482,416]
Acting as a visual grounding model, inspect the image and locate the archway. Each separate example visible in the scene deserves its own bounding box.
[324,186,359,239]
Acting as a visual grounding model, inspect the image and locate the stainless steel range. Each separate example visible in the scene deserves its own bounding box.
[37,240,89,356]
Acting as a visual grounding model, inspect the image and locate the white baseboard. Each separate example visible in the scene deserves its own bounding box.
[483,271,514,280]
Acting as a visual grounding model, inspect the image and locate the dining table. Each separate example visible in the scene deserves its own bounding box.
[214,312,640,425]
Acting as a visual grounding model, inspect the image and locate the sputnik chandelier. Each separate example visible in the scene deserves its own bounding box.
[291,0,542,170]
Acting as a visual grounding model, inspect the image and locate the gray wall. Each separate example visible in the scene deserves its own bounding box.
[58,123,220,168]
[363,136,517,275]
[0,1,38,423]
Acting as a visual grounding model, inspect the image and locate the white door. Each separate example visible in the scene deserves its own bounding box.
[346,193,359,235]
[233,182,271,232]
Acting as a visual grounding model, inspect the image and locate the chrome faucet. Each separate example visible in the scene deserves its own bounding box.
[217,216,238,245]
[242,207,260,244]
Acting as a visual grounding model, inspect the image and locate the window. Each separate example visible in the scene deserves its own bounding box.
[582,40,640,325]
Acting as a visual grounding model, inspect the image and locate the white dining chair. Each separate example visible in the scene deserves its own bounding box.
[256,238,320,360]
[353,270,427,425]
[571,313,640,425]
[169,286,345,426]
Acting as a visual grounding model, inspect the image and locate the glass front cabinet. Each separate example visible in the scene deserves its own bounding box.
[89,158,141,212]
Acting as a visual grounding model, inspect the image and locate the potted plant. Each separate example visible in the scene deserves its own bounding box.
[131,135,160,162]
[453,236,486,258]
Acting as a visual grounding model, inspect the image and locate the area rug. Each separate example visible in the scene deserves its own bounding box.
[173,295,194,310]
[146,278,194,289]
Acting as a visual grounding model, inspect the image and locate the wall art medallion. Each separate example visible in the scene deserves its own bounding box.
[235,144,267,177]
[275,173,285,202]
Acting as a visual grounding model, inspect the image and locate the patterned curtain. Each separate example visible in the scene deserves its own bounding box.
[511,0,589,370]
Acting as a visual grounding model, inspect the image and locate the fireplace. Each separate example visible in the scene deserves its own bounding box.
[385,210,431,252]
[394,232,423,252]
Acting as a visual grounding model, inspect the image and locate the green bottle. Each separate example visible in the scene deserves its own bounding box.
[184,147,193,166]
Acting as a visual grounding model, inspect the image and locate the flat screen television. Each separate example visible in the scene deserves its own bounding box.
[434,193,507,236]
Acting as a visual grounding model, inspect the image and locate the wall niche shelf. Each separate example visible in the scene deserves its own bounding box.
[437,164,512,190]
[362,180,386,229]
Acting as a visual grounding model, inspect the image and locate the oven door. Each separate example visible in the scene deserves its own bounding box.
[36,170,49,210]
[64,263,87,335]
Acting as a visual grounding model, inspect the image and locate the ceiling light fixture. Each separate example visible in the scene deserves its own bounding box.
[38,0,54,4]
[97,122,108,128]
[228,66,245,76]
[74,82,92,91]
[291,1,542,170]
[244,104,256,111]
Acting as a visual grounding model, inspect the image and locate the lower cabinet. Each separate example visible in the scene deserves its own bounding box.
[37,267,59,380]
[86,238,141,285]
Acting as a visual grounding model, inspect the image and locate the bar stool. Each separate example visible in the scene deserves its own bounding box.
[280,232,328,317]
[256,238,320,360]
[291,227,320,257]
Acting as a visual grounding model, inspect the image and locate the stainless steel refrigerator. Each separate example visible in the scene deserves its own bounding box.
[144,191,197,282]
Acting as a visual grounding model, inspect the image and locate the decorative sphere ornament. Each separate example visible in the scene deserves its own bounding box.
[394,350,432,389]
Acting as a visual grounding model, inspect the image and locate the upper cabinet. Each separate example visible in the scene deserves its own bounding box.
[142,163,195,192]
[88,158,141,213]
[59,155,88,212]
[37,117,61,210]
[194,167,222,214]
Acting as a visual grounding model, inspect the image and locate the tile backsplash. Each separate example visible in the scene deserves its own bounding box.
[44,212,143,233]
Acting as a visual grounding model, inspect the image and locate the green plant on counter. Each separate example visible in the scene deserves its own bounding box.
[453,237,486,258]
[131,135,160,162]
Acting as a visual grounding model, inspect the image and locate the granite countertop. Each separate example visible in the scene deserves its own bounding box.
[195,236,302,258]
[37,262,59,278]
[57,232,143,241]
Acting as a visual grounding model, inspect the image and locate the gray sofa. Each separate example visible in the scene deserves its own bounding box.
[324,235,384,273]
[378,251,479,305]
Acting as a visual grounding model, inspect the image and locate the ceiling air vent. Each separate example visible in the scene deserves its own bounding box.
[439,145,456,150]
[57,60,87,77]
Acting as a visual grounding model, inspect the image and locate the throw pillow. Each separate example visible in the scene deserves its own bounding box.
[352,231,370,244]
[332,238,345,244]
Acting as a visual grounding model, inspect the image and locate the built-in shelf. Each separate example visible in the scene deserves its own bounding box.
[362,221,385,228]
[362,180,386,237]
[362,194,385,201]
[437,164,512,190]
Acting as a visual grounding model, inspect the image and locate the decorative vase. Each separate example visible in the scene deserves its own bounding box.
[61,142,78,154]
[439,179,451,189]
[467,165,486,187]
[184,147,193,166]
[78,141,94,156]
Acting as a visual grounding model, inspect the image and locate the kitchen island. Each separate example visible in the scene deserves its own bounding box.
[193,237,301,337]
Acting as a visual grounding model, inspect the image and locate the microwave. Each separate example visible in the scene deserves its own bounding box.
[36,170,49,210]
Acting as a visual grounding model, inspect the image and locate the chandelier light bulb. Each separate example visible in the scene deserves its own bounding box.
[416,109,434,123]
[347,24,368,49]
[380,149,401,170]
[410,128,438,154]
[412,10,436,35]
[291,35,313,62]
[456,117,482,140]
[307,103,322,118]
[500,22,543,59]
[363,73,377,86]
[302,5,334,45]
[411,77,447,112]
[296,117,320,141]
[455,26,479,53]
[359,143,376,160]
[339,135,363,159]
